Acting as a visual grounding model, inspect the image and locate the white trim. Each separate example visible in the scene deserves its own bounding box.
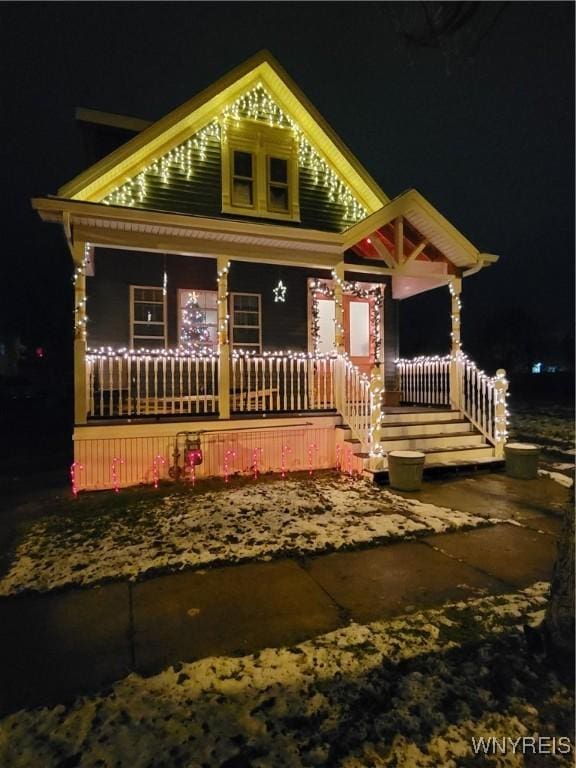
[129,285,167,348]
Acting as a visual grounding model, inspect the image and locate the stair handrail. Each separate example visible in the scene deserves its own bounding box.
[457,353,508,457]
[334,353,383,458]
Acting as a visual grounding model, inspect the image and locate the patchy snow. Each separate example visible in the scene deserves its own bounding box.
[538,470,574,488]
[0,476,502,596]
[1,582,572,768]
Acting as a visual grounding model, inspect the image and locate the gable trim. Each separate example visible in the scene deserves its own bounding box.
[58,51,388,215]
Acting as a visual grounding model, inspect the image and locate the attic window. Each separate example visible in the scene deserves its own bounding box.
[222,123,299,222]
[232,151,254,207]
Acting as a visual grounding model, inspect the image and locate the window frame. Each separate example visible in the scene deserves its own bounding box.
[230,292,262,353]
[221,122,300,222]
[129,285,167,349]
[177,288,218,351]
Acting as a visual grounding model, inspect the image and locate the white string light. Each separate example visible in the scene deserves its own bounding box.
[102,84,366,225]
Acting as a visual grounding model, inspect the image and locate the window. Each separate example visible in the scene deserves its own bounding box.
[130,286,166,348]
[178,289,217,350]
[231,293,261,352]
[221,123,299,221]
[232,151,254,208]
[268,157,289,212]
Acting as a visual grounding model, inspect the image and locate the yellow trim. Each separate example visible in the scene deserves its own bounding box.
[58,51,387,213]
[342,189,479,263]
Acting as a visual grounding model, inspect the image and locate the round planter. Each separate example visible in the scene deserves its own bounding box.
[388,450,426,491]
[504,442,541,480]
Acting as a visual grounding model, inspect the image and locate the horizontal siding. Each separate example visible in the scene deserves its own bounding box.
[101,121,362,233]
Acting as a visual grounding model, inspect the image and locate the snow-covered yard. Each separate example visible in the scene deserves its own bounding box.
[508,401,575,459]
[0,474,505,596]
[0,581,572,767]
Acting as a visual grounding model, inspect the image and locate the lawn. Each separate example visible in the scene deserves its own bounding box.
[0,472,506,596]
[0,582,572,767]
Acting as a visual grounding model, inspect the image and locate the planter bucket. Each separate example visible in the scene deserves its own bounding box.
[388,450,426,491]
[504,443,540,480]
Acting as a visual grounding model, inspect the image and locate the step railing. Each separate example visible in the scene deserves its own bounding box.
[459,356,508,456]
[230,351,335,413]
[395,353,508,456]
[86,349,219,417]
[335,355,376,452]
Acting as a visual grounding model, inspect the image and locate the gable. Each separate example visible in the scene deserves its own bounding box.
[58,52,388,231]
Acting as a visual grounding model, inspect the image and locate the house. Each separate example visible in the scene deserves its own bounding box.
[33,51,508,491]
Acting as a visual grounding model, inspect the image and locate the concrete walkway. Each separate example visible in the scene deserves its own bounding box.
[0,471,568,717]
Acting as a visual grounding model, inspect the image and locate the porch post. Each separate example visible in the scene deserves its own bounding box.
[333,261,345,354]
[72,241,88,425]
[449,277,462,410]
[217,257,231,419]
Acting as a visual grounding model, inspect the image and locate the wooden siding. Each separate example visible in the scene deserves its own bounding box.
[73,416,339,490]
[87,248,332,352]
[100,123,360,232]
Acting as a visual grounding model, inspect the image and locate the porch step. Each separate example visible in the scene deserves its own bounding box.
[379,419,474,438]
[381,408,461,425]
[379,432,486,451]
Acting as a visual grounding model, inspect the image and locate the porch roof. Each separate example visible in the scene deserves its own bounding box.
[343,189,499,272]
[32,196,344,270]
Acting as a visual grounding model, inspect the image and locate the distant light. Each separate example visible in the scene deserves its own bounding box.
[532,362,542,374]
[35,347,45,359]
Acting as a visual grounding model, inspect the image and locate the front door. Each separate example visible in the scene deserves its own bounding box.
[343,295,372,375]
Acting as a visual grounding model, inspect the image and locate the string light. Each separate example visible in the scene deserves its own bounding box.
[223,448,236,483]
[310,277,384,359]
[101,84,366,225]
[281,444,292,479]
[273,280,287,303]
[251,447,263,480]
[70,462,83,497]
[307,442,318,476]
[152,455,166,489]
[111,457,124,493]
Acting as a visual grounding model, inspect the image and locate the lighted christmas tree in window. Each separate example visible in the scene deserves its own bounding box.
[180,291,211,350]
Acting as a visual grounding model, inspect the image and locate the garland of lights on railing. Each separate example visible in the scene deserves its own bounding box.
[394,351,509,442]
[102,84,366,224]
[310,272,384,360]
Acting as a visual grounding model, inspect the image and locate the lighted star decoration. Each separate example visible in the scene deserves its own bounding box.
[273,280,287,303]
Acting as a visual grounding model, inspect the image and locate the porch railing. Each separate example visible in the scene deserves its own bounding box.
[395,356,451,406]
[395,354,508,455]
[86,349,337,419]
[231,351,335,413]
[86,351,219,418]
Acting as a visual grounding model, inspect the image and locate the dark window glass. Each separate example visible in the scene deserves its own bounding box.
[234,151,253,178]
[270,157,288,183]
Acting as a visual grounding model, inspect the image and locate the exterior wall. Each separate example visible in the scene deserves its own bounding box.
[98,125,358,232]
[86,248,332,353]
[73,415,340,491]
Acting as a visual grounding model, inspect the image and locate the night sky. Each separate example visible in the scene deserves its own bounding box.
[0,2,573,372]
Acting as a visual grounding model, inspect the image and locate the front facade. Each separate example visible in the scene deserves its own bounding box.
[34,52,507,491]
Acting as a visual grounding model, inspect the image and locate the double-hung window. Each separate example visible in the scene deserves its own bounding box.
[222,123,299,221]
[230,293,261,352]
[130,286,166,348]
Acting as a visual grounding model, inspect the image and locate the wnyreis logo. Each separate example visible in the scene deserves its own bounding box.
[471,736,572,755]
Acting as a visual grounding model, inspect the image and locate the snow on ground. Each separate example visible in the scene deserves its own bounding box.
[1,582,572,768]
[538,470,574,489]
[0,475,502,596]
